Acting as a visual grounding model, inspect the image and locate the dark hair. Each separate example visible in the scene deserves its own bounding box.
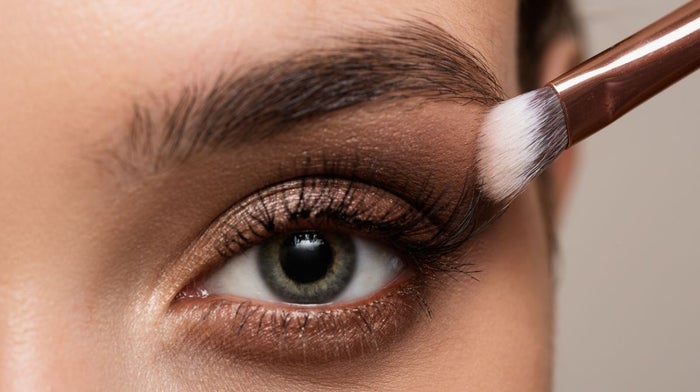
[518,0,579,90]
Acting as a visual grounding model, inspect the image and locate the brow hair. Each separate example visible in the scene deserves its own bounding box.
[111,20,505,175]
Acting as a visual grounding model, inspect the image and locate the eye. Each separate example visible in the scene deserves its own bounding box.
[167,177,487,362]
[203,230,403,305]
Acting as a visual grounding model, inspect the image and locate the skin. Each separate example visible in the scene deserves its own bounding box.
[0,1,578,390]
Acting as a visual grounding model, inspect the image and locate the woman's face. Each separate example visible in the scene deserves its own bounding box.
[0,1,556,390]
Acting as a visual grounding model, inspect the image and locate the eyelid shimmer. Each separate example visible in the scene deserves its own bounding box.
[185,175,491,289]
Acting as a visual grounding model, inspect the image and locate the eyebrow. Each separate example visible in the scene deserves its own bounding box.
[112,19,505,174]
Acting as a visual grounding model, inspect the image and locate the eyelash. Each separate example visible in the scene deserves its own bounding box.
[211,176,485,278]
[168,167,493,362]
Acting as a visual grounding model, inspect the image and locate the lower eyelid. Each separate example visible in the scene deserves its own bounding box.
[164,275,426,364]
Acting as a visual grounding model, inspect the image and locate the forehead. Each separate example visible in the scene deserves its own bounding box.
[1,2,517,90]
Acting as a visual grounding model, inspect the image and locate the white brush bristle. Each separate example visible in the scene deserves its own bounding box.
[477,86,568,202]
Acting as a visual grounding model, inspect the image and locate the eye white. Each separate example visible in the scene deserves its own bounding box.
[203,235,403,304]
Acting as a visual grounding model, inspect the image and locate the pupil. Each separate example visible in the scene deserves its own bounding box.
[279,232,334,284]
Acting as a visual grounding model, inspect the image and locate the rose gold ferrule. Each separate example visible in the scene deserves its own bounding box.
[549,0,700,147]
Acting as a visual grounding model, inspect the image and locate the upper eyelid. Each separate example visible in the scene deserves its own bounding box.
[160,177,417,303]
[185,174,490,287]
[210,178,424,255]
[140,146,499,304]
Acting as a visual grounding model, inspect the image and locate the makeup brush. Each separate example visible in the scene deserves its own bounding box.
[477,0,700,203]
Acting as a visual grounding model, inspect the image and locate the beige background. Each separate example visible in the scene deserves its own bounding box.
[556,0,700,391]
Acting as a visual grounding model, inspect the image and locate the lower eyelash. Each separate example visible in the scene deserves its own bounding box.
[168,278,431,363]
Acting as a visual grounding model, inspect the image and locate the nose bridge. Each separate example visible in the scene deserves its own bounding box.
[1,282,61,390]
[0,288,50,391]
[0,58,128,390]
[0,175,114,390]
[0,150,61,389]
[0,266,106,391]
[0,182,130,389]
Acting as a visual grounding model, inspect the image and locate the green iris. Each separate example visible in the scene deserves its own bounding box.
[258,231,356,304]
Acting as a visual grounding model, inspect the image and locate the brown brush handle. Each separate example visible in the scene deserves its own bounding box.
[549,0,700,147]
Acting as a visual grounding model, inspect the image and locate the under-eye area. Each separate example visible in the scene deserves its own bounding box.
[166,176,491,362]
